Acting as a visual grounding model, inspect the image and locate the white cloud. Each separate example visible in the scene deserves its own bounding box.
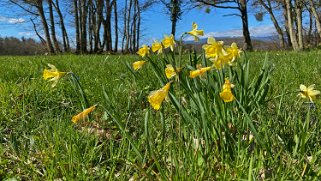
[249,25,277,37]
[185,24,277,41]
[18,32,34,36]
[0,16,25,24]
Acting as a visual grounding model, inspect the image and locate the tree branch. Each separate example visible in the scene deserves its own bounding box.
[9,0,39,16]
[196,0,240,10]
[30,18,46,46]
[223,13,241,17]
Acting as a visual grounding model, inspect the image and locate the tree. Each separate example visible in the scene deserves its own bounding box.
[9,0,55,54]
[308,0,321,41]
[284,0,299,50]
[113,0,118,52]
[52,0,70,52]
[48,0,61,52]
[193,0,253,51]
[255,0,286,49]
[295,0,304,50]
[161,0,183,37]
[73,0,81,53]
[103,0,113,52]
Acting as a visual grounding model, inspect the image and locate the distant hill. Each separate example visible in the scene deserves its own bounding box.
[183,36,280,51]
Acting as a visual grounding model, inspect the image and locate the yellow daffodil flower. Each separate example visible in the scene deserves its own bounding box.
[220,79,235,103]
[165,64,181,79]
[148,82,171,110]
[220,79,235,102]
[72,105,97,123]
[189,67,211,78]
[137,45,150,57]
[202,37,226,59]
[187,22,204,42]
[132,61,146,71]
[211,43,241,69]
[162,34,175,52]
[211,55,231,70]
[43,64,66,87]
[225,42,242,62]
[151,40,163,54]
[222,78,235,89]
[299,84,320,102]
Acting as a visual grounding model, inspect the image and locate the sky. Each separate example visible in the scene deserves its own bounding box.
[0,2,278,44]
[142,4,277,42]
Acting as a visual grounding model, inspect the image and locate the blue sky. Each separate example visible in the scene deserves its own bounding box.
[0,2,277,44]
[142,4,277,42]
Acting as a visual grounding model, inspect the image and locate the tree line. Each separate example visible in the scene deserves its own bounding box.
[8,0,154,54]
[7,0,321,54]
[0,37,46,55]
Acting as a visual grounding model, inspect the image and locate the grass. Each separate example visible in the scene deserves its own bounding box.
[1,50,321,180]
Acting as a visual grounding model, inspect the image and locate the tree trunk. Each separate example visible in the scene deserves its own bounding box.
[74,0,80,53]
[103,0,113,52]
[136,0,141,51]
[113,0,118,52]
[170,0,180,37]
[132,0,137,52]
[285,0,299,50]
[239,0,253,51]
[282,2,292,48]
[307,7,313,45]
[122,0,127,52]
[48,0,61,52]
[53,0,70,52]
[125,0,133,52]
[295,0,304,50]
[80,0,88,53]
[94,0,103,52]
[309,0,321,40]
[36,1,55,54]
[88,0,93,53]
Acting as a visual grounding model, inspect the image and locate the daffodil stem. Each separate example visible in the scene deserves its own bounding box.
[69,72,89,109]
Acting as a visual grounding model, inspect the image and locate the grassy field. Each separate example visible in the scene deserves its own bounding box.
[1,50,321,180]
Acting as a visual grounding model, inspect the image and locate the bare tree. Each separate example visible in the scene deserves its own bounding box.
[161,0,183,37]
[285,0,299,50]
[193,0,253,51]
[113,0,119,52]
[255,0,286,49]
[48,0,61,52]
[308,0,321,41]
[52,0,70,52]
[295,0,304,49]
[9,0,55,54]
[74,0,81,53]
[103,0,113,52]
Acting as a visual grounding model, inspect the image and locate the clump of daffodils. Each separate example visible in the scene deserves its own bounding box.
[203,37,242,70]
[132,22,242,110]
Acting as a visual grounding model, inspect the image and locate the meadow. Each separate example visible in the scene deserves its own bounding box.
[1,49,321,180]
